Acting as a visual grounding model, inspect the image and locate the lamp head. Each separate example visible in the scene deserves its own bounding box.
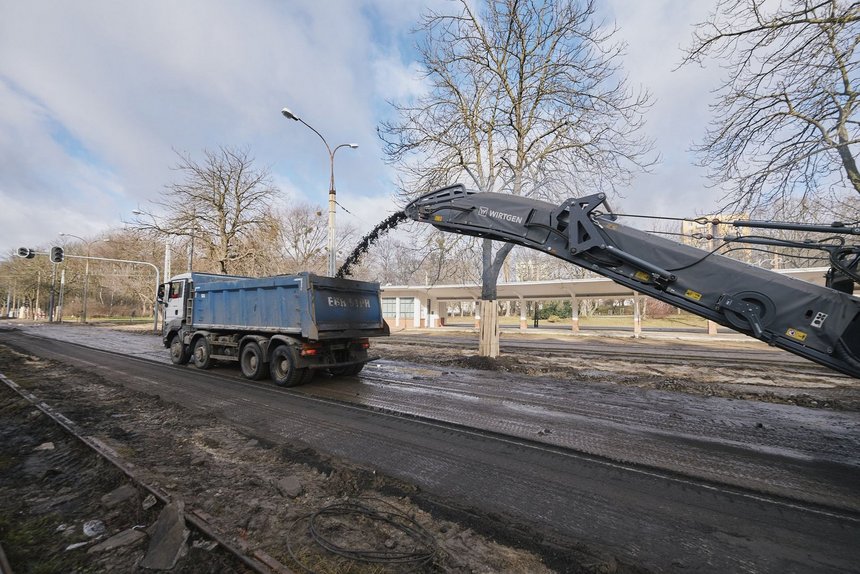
[281,107,299,121]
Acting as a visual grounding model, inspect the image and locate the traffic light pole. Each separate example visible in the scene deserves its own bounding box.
[61,254,161,333]
[17,249,161,332]
[48,263,57,323]
[57,269,66,322]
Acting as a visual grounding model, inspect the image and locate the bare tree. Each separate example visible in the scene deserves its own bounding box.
[381,0,652,355]
[91,229,163,318]
[278,203,328,272]
[219,211,282,277]
[683,0,860,213]
[0,253,51,318]
[134,146,277,274]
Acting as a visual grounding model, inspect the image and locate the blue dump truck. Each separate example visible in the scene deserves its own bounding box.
[158,272,389,386]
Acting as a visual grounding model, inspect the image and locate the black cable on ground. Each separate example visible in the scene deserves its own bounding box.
[286,497,438,573]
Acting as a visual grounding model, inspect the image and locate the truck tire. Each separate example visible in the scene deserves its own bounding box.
[169,334,190,365]
[329,363,364,377]
[240,342,267,380]
[192,337,213,370]
[269,345,306,387]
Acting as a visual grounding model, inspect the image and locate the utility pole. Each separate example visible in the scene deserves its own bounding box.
[58,269,66,322]
[48,263,57,322]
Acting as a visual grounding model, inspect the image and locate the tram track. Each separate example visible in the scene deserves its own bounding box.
[0,370,292,574]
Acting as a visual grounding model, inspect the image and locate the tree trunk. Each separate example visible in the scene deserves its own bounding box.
[478,300,499,357]
[835,140,860,195]
[478,239,514,357]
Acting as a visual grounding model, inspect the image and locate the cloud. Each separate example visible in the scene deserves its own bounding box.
[372,56,427,103]
[601,0,722,219]
[0,0,732,261]
[0,0,433,256]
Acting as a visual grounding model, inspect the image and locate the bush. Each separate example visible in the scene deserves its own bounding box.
[538,300,571,320]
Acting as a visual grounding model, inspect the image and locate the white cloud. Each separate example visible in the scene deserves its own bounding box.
[602,0,723,219]
[0,0,730,260]
[372,56,427,102]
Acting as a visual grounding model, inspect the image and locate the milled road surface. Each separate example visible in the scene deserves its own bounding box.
[304,363,859,512]
[1,324,859,573]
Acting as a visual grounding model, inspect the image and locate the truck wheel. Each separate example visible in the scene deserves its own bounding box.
[329,363,364,377]
[192,337,213,370]
[169,334,190,365]
[240,342,267,380]
[270,346,306,387]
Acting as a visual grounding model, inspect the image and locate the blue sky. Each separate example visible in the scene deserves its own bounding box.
[0,0,719,258]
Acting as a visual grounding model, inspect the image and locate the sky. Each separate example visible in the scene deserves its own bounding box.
[0,0,720,259]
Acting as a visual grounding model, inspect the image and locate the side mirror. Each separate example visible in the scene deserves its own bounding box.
[156,284,166,304]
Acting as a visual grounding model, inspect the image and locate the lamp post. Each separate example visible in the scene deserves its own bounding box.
[59,233,91,323]
[281,107,358,277]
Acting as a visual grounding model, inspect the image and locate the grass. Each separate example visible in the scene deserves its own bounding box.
[0,513,87,574]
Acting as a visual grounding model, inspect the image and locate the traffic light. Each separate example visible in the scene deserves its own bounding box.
[16,247,35,259]
[50,246,64,263]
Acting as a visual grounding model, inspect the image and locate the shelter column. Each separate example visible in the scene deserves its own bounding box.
[570,294,579,333]
[633,293,642,337]
[395,296,401,328]
[519,296,527,330]
[474,298,480,329]
[427,298,440,328]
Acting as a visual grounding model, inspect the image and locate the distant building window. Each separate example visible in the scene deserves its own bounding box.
[399,297,415,319]
[382,298,397,318]
[381,297,415,319]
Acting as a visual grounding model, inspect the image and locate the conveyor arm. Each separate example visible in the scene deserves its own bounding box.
[405,185,860,379]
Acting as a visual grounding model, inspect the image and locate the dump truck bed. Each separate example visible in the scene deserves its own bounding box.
[189,272,386,340]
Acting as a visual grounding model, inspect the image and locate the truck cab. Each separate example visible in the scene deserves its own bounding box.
[160,273,191,332]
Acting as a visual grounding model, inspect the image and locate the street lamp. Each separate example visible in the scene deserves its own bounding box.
[281,107,358,276]
[59,232,91,323]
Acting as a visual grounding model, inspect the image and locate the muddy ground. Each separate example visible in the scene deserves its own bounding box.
[1,325,857,573]
[374,333,860,411]
[0,343,584,574]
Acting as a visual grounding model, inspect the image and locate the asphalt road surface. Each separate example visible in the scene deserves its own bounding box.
[0,324,858,573]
